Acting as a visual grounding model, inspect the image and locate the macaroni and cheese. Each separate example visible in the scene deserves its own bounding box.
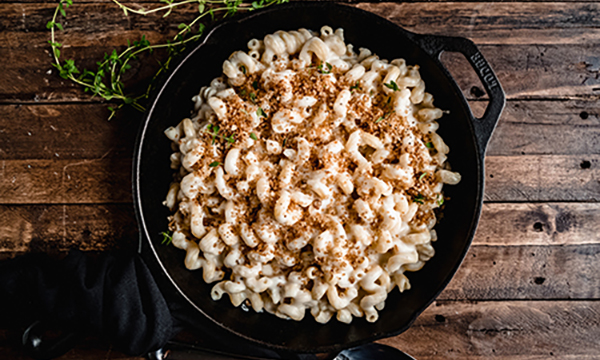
[163,26,461,324]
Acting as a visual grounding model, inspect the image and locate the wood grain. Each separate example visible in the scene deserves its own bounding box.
[2,202,598,248]
[481,100,600,156]
[0,104,138,160]
[441,244,600,300]
[357,2,600,44]
[475,202,600,246]
[2,202,599,300]
[1,100,598,160]
[2,3,600,102]
[0,204,137,255]
[6,201,597,255]
[4,2,600,45]
[0,158,132,204]
[381,300,600,359]
[484,155,600,202]
[1,154,598,204]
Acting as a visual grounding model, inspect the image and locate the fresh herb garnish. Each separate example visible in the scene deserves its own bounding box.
[257,107,267,117]
[414,193,425,204]
[209,161,220,167]
[206,124,235,145]
[426,142,434,149]
[207,124,220,144]
[419,172,428,181]
[282,138,287,147]
[250,132,258,140]
[437,195,445,206]
[252,80,259,90]
[240,65,247,74]
[375,109,394,124]
[350,81,360,91]
[161,231,172,245]
[384,80,399,91]
[249,92,256,103]
[46,0,288,120]
[239,89,247,97]
[317,62,333,74]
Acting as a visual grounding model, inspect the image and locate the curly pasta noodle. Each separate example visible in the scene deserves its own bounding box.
[163,26,461,324]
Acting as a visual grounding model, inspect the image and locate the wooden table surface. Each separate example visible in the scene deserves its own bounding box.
[1,0,600,358]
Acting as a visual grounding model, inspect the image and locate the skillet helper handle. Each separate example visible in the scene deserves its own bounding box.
[411,34,506,157]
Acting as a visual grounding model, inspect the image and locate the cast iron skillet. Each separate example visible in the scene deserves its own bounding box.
[134,1,505,355]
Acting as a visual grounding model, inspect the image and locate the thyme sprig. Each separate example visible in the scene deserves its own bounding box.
[161,231,173,245]
[47,0,288,120]
[206,124,235,145]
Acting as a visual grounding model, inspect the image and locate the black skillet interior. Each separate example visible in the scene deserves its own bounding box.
[134,2,500,354]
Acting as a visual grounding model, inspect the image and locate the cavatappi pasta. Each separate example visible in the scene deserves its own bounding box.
[163,26,461,324]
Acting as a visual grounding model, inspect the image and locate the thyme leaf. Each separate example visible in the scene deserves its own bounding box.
[317,62,333,74]
[437,195,445,206]
[257,107,267,117]
[414,193,425,204]
[384,80,399,91]
[161,231,172,245]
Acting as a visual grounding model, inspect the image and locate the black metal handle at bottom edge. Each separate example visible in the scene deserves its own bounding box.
[409,33,506,158]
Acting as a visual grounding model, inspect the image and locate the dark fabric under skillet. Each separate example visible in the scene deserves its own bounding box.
[0,249,173,355]
[0,250,317,359]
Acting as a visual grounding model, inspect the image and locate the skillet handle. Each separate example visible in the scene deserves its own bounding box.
[409,33,505,157]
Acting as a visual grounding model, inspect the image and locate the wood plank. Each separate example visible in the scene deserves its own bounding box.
[0,204,137,255]
[481,100,600,156]
[440,244,600,300]
[1,154,598,204]
[380,300,600,359]
[0,104,138,160]
[3,202,599,250]
[476,202,600,246]
[0,158,132,204]
[4,3,600,46]
[441,46,600,101]
[356,2,600,45]
[484,155,600,202]
[2,3,600,102]
[2,203,599,300]
[1,100,598,161]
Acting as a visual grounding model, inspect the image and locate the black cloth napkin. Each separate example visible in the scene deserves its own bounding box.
[0,250,173,355]
[0,250,318,359]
